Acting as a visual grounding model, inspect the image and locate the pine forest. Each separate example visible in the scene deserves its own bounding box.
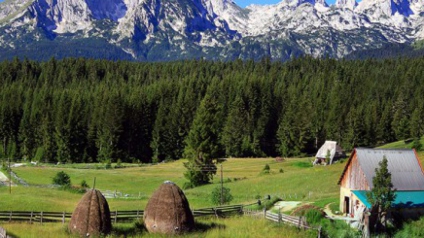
[0,57,423,164]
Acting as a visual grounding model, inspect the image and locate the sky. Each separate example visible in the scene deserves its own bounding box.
[0,0,341,8]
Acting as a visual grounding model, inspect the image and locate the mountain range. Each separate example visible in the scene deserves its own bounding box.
[0,0,423,61]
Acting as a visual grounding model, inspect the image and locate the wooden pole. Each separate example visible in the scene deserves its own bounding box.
[8,157,11,194]
[278,209,281,225]
[220,164,223,205]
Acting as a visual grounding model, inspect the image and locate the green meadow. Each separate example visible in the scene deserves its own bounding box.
[2,157,343,211]
[2,151,424,237]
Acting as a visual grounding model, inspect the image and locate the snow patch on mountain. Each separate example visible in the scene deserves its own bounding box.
[0,0,423,60]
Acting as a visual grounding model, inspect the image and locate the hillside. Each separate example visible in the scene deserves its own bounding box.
[1,57,424,165]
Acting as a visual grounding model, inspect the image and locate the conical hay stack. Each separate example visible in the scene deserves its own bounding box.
[144,181,194,234]
[68,189,112,237]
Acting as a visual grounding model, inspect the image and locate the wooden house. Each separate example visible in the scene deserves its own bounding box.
[314,141,346,165]
[338,148,424,234]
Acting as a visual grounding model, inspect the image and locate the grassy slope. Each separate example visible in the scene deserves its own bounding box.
[2,143,424,237]
[2,157,343,211]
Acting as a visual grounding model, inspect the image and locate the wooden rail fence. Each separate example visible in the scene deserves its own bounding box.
[244,208,320,232]
[0,205,243,224]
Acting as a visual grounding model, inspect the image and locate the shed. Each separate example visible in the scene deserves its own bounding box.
[314,141,346,165]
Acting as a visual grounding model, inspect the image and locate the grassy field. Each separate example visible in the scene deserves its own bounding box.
[2,148,424,237]
[2,157,344,211]
[2,216,318,238]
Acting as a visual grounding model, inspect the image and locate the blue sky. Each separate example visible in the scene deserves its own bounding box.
[0,0,339,8]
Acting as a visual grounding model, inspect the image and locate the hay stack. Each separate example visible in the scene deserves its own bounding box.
[144,181,194,234]
[68,189,112,237]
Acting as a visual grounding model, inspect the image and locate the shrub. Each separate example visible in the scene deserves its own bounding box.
[52,171,71,188]
[279,168,284,173]
[412,138,422,151]
[211,186,233,205]
[105,160,112,169]
[262,164,270,174]
[114,159,123,168]
[304,209,325,225]
[80,180,89,188]
[254,196,281,210]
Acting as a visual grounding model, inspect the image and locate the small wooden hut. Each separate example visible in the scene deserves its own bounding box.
[144,181,194,235]
[68,189,112,237]
[314,141,346,165]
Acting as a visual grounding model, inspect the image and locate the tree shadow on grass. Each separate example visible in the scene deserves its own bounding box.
[111,220,226,237]
[193,220,226,233]
[112,221,147,237]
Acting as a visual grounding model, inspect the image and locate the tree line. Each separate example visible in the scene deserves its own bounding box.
[0,56,423,165]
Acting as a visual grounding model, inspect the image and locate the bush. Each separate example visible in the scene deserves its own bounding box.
[52,171,71,188]
[211,186,233,205]
[114,159,123,168]
[304,209,325,225]
[80,180,89,188]
[254,196,281,210]
[105,160,112,169]
[412,138,422,151]
[262,164,270,174]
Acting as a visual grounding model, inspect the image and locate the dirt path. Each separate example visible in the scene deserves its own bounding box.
[324,203,357,222]
[273,201,303,212]
[324,203,337,218]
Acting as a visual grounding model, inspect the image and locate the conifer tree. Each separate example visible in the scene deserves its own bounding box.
[183,79,224,187]
[366,156,396,234]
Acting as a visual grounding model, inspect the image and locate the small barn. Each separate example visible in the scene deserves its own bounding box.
[314,141,345,165]
[338,148,424,235]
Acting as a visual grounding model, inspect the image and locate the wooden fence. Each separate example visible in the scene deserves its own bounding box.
[0,205,243,224]
[244,208,320,232]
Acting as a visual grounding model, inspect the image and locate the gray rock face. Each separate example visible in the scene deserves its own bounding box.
[0,0,423,61]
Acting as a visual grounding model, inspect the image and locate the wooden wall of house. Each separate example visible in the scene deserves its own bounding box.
[340,153,370,190]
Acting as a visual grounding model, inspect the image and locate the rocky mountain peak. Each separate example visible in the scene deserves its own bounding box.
[0,0,423,61]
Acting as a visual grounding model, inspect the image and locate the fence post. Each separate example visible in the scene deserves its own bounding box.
[62,211,65,224]
[263,208,266,219]
[278,209,281,225]
[30,211,33,224]
[40,211,43,224]
[318,225,322,238]
[137,210,139,219]
[9,211,12,222]
[114,210,117,224]
[298,216,301,228]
